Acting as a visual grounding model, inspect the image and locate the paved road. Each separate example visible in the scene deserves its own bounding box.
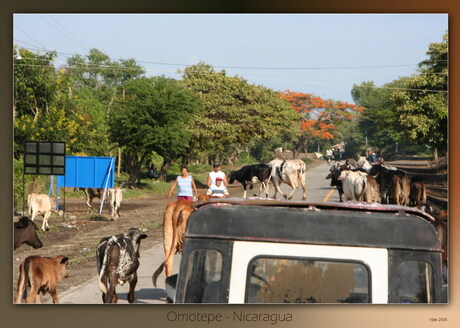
[59,160,338,304]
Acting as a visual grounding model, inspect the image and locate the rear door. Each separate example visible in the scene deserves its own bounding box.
[229,241,388,304]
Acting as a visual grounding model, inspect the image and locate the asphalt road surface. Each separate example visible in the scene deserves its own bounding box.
[59,160,339,304]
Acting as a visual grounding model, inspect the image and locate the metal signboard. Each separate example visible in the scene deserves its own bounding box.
[24,141,66,175]
[57,156,115,189]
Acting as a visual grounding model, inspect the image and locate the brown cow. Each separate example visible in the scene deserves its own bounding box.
[409,181,427,206]
[363,175,381,203]
[152,194,211,287]
[389,175,410,205]
[74,188,108,209]
[15,255,69,304]
[14,217,43,250]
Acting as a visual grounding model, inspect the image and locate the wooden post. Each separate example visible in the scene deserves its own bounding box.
[117,147,121,177]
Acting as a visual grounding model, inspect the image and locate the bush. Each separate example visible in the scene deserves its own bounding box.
[235,152,258,165]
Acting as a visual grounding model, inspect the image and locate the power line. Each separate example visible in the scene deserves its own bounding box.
[13,63,448,94]
[14,25,49,52]
[14,54,448,78]
[40,15,89,51]
[14,42,448,71]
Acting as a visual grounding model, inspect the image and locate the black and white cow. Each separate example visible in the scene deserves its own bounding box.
[268,159,307,200]
[325,162,349,202]
[228,164,271,198]
[96,228,147,303]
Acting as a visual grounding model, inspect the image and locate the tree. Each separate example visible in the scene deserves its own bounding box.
[13,47,90,156]
[351,79,410,155]
[180,62,299,164]
[62,49,145,156]
[109,76,200,185]
[392,32,448,160]
[279,90,364,158]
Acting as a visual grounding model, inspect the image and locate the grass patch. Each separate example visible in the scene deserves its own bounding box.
[147,222,164,231]
[88,215,110,221]
[69,252,95,266]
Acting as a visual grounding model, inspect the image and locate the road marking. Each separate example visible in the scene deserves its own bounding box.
[323,188,335,202]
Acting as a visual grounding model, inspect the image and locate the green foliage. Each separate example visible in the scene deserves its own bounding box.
[187,164,211,175]
[235,152,258,165]
[14,48,58,119]
[351,79,408,153]
[109,76,200,184]
[392,32,448,152]
[180,62,299,163]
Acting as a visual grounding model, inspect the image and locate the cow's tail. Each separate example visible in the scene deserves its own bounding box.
[152,262,165,288]
[422,183,427,203]
[15,258,29,303]
[98,269,108,294]
[264,172,272,198]
[97,241,111,295]
[357,177,368,201]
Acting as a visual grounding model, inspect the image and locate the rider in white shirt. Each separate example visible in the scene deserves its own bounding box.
[207,162,228,188]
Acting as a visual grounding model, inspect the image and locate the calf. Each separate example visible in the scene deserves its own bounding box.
[268,159,307,200]
[338,170,368,201]
[409,181,427,206]
[28,193,62,231]
[74,188,107,209]
[228,164,271,198]
[14,217,43,250]
[15,255,69,304]
[97,228,147,303]
[109,187,125,220]
[389,175,411,205]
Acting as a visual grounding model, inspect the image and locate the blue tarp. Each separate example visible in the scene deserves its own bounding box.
[57,156,115,188]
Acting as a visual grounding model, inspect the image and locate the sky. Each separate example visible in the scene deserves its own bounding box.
[13,14,448,104]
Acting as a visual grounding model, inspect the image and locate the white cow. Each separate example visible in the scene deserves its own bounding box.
[268,159,307,200]
[338,170,369,201]
[355,156,373,173]
[27,193,62,231]
[109,187,125,220]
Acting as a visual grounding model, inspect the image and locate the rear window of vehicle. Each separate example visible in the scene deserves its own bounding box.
[246,257,370,303]
[399,261,435,303]
[184,249,223,303]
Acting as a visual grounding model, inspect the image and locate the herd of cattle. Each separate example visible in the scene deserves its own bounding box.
[327,156,428,206]
[13,156,447,304]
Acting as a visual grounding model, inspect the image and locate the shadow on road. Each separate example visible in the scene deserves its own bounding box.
[117,288,166,304]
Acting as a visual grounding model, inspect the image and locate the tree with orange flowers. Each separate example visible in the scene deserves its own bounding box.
[279,90,365,158]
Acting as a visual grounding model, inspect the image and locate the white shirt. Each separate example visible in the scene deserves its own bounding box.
[209,171,226,185]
